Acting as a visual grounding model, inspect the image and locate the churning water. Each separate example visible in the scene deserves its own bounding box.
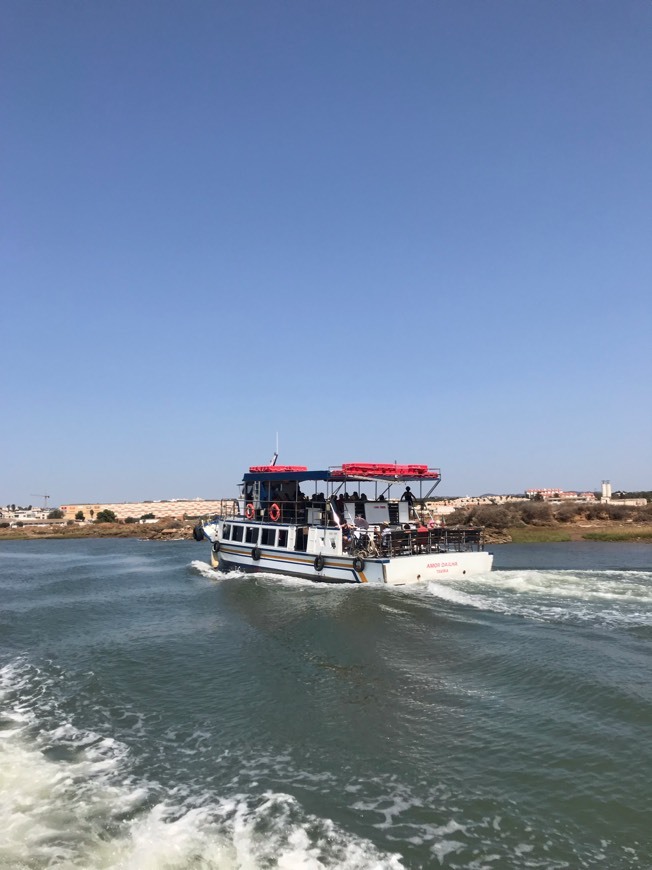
[1,539,651,868]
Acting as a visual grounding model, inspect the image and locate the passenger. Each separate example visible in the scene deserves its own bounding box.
[360,493,368,502]
[378,494,386,502]
[401,486,416,507]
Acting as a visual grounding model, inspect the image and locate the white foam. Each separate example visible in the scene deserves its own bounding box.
[189,561,254,583]
[425,568,652,627]
[0,660,405,870]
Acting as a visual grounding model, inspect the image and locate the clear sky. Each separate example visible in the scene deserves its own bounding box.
[2,0,651,506]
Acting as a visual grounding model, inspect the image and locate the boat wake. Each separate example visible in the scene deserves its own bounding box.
[425,568,652,628]
[0,658,403,870]
[188,559,244,581]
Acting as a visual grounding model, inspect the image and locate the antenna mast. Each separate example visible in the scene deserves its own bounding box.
[269,432,279,466]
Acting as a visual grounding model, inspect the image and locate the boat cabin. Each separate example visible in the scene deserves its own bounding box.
[218,463,485,558]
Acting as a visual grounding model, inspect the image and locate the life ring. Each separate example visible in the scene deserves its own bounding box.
[427,520,436,530]
[269,503,281,522]
[251,547,261,561]
[192,524,205,541]
[314,555,325,572]
[212,541,220,553]
[353,556,365,573]
[245,503,255,519]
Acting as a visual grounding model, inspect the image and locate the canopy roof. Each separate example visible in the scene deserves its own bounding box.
[243,463,441,484]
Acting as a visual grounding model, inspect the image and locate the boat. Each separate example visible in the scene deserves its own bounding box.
[194,462,493,585]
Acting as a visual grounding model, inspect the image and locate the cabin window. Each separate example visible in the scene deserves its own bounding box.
[278,529,288,548]
[261,528,276,546]
[232,525,244,542]
[246,526,259,544]
[222,524,231,540]
[294,527,307,552]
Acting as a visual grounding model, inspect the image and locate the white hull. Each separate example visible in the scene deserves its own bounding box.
[207,537,493,585]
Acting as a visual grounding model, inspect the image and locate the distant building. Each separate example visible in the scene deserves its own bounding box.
[425,494,528,513]
[1,507,51,522]
[599,481,646,506]
[59,498,236,521]
[525,489,596,501]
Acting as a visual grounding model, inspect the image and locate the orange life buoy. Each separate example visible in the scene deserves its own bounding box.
[245,503,255,519]
[269,503,281,522]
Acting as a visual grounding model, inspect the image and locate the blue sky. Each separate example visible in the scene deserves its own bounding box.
[2,0,651,506]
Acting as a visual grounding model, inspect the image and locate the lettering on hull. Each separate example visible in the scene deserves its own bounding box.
[426,561,458,569]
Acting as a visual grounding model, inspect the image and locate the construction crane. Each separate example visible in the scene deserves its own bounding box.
[31,493,51,509]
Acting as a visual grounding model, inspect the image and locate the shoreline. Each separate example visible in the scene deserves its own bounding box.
[1,520,651,545]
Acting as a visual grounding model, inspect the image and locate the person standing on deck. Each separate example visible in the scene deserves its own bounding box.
[401,486,416,507]
[401,486,418,520]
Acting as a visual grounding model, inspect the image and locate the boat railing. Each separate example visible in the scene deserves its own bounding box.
[344,526,485,558]
[207,500,239,522]
[235,497,484,556]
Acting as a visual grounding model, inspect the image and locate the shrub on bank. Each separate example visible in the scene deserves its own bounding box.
[95,509,118,523]
[468,505,513,528]
[554,503,581,523]
[521,502,554,525]
[444,499,649,531]
[635,503,652,522]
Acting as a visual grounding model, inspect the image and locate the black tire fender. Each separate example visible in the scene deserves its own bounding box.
[212,541,220,553]
[193,524,205,542]
[353,556,365,573]
[251,547,261,561]
[314,555,325,572]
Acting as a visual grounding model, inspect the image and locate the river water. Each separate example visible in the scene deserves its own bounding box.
[1,539,650,869]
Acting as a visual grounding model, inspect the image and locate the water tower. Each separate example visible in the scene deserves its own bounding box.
[601,480,612,501]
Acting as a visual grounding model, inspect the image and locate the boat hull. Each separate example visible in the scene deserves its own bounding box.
[209,542,492,585]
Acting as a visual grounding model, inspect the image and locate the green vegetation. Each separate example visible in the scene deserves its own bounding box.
[48,509,64,519]
[140,513,155,520]
[448,500,652,529]
[583,531,652,542]
[444,499,652,544]
[95,509,117,523]
[508,527,572,543]
[75,511,85,521]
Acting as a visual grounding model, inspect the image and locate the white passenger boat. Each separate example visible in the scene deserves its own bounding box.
[195,462,493,585]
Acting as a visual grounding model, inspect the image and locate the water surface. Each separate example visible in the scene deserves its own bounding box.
[1,539,650,868]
